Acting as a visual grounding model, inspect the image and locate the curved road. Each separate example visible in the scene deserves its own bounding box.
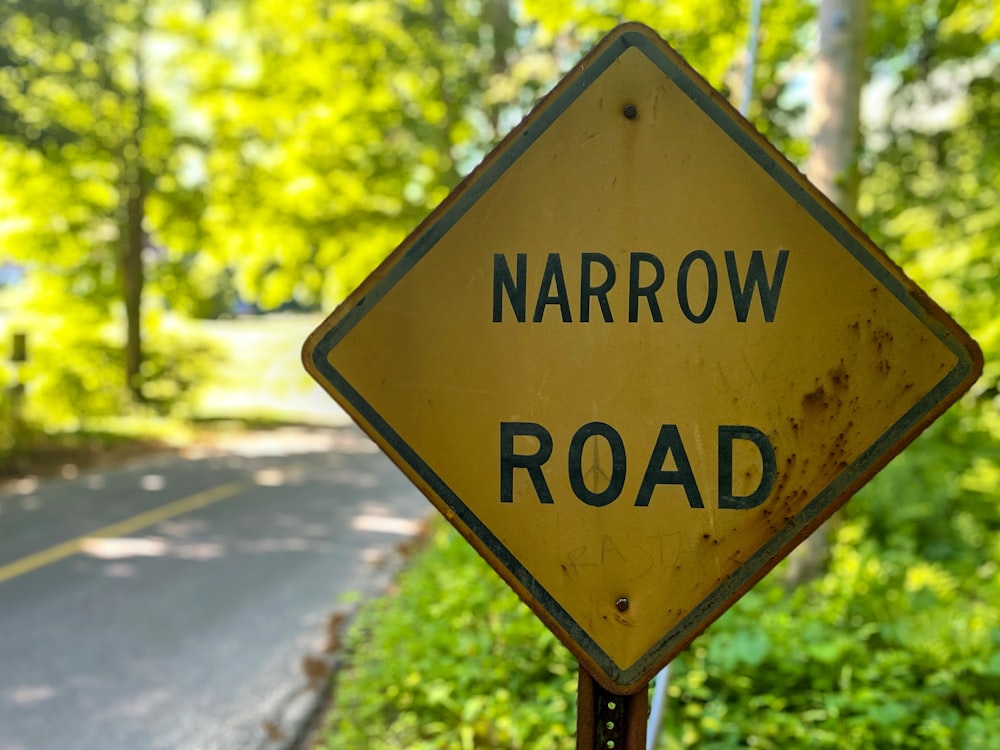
[0,425,427,750]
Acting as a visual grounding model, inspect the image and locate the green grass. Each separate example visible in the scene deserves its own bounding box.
[1,311,347,475]
[320,509,1000,750]
[317,518,578,750]
[181,312,347,426]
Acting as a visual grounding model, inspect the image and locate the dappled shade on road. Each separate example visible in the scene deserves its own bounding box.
[0,425,429,750]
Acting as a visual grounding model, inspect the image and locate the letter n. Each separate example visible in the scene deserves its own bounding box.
[493,253,526,322]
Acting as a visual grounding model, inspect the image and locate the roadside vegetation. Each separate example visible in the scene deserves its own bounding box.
[0,312,330,478]
[320,425,1000,749]
[320,521,577,750]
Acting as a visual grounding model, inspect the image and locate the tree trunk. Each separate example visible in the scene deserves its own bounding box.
[787,0,868,584]
[122,8,148,404]
[486,0,516,134]
[806,0,868,219]
[122,173,145,402]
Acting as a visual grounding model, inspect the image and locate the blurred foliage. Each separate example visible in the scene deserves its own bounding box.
[323,507,999,748]
[662,517,1000,749]
[322,521,577,750]
[187,0,559,308]
[2,279,219,429]
[0,0,213,406]
[861,0,1000,399]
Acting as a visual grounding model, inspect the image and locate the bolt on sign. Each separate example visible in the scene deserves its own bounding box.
[304,23,982,693]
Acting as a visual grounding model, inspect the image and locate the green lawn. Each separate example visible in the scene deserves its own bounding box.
[0,311,349,476]
[184,313,348,426]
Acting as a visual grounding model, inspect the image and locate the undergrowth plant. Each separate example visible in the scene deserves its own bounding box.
[321,523,577,750]
[322,415,999,749]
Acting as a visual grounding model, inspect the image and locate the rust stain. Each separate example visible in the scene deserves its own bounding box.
[802,384,826,411]
[871,327,893,352]
[829,361,849,391]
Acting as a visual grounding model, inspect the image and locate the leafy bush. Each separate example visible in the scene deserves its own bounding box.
[663,523,1000,749]
[16,305,220,429]
[322,418,1000,749]
[138,323,220,416]
[320,522,578,750]
[20,316,127,426]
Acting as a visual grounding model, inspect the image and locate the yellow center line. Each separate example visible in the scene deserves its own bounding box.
[0,480,248,585]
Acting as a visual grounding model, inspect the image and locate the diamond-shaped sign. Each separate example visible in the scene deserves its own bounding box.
[304,23,982,693]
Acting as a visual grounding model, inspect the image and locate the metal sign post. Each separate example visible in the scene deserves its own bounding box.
[11,331,26,364]
[577,668,649,750]
[8,331,27,431]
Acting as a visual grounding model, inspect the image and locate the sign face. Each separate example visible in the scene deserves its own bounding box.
[304,23,982,693]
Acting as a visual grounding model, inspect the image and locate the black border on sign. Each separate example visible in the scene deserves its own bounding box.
[305,23,982,691]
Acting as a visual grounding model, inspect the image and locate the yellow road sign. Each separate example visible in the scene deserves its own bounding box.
[303,23,982,693]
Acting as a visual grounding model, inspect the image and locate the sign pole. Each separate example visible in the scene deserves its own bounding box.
[9,331,27,433]
[577,667,649,750]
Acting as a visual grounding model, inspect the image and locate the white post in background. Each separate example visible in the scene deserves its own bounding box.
[788,0,869,585]
[740,0,763,117]
[806,0,868,216]
[645,664,671,748]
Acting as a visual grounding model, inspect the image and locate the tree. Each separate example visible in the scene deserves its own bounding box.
[853,0,1000,566]
[183,0,824,312]
[0,0,182,402]
[525,1,812,121]
[786,0,870,584]
[807,0,868,218]
[180,0,555,310]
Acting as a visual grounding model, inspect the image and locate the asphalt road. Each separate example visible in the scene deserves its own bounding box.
[0,425,429,750]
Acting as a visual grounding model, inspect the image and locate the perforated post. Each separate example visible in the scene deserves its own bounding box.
[577,667,649,750]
